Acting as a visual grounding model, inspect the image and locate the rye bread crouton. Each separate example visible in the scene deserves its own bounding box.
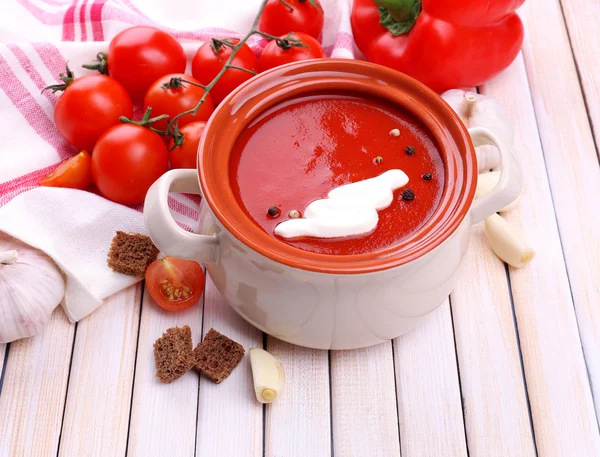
[153,325,196,384]
[193,328,245,384]
[107,231,159,276]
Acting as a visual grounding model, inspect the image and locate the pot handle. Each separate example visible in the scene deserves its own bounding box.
[144,169,219,264]
[468,127,522,224]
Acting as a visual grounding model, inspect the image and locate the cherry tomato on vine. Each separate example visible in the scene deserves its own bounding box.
[91,124,168,205]
[168,122,206,169]
[98,26,186,100]
[40,151,92,190]
[191,38,258,104]
[143,74,214,132]
[258,32,325,72]
[48,67,133,151]
[146,257,205,311]
[258,0,324,40]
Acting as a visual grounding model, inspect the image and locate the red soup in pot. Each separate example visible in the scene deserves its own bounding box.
[229,94,445,255]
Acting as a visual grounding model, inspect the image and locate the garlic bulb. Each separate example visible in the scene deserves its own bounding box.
[0,233,65,343]
[442,89,514,172]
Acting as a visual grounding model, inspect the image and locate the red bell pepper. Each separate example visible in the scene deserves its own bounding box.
[351,0,525,92]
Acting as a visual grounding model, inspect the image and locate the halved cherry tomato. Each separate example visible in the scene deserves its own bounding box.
[146,257,205,311]
[191,38,258,104]
[92,124,168,205]
[168,121,206,169]
[105,26,186,101]
[258,32,325,72]
[258,0,324,40]
[40,150,92,190]
[52,72,133,151]
[143,74,214,132]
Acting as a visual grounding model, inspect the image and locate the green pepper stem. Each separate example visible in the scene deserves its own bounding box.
[373,0,418,22]
[375,0,421,35]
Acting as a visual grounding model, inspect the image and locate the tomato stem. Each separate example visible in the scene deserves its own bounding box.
[210,37,237,54]
[120,106,169,135]
[275,32,310,50]
[82,52,109,75]
[278,0,294,11]
[227,65,258,76]
[165,0,292,140]
[42,64,75,94]
[256,30,283,41]
[161,77,207,91]
[257,30,311,49]
[307,0,323,11]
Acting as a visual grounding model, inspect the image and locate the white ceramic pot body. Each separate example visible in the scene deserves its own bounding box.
[144,60,521,349]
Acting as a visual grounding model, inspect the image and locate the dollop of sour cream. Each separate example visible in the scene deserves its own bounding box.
[274,169,409,239]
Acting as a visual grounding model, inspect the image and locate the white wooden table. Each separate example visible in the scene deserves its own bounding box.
[2,1,600,455]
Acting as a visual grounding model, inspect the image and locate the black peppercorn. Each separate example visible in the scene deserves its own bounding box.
[405,145,416,155]
[373,156,383,164]
[267,206,279,217]
[422,172,433,180]
[402,189,415,201]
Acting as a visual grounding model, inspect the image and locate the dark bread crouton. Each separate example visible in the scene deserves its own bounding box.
[107,231,159,276]
[153,325,196,384]
[193,328,245,384]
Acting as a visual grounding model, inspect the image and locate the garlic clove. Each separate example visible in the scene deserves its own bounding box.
[0,233,65,343]
[484,214,535,268]
[476,171,520,212]
[475,147,502,173]
[249,348,285,404]
[442,90,514,172]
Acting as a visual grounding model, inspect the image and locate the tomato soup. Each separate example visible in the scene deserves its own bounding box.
[229,94,445,255]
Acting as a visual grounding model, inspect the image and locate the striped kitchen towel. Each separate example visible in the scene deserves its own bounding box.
[0,0,356,321]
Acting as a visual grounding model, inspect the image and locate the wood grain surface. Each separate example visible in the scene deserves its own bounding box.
[2,2,600,456]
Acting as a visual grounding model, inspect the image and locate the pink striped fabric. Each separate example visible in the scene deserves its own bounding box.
[0,51,75,161]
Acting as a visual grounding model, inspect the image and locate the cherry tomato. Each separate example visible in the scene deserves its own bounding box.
[107,26,186,100]
[258,0,324,40]
[146,257,205,311]
[53,73,132,151]
[92,124,168,205]
[40,151,92,190]
[168,122,206,169]
[191,38,258,104]
[143,74,214,132]
[258,32,325,72]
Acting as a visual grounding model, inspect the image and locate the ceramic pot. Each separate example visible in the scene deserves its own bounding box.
[144,59,521,349]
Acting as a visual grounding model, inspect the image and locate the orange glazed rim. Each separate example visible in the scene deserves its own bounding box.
[198,59,477,274]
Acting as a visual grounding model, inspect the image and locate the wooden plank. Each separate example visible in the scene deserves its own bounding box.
[451,223,535,457]
[0,308,74,457]
[330,342,400,457]
[196,276,263,457]
[558,0,600,414]
[394,301,468,457]
[0,344,6,389]
[57,286,141,457]
[482,50,600,455]
[450,77,535,456]
[264,338,331,457]
[127,287,203,457]
[520,0,600,437]
[560,0,600,157]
